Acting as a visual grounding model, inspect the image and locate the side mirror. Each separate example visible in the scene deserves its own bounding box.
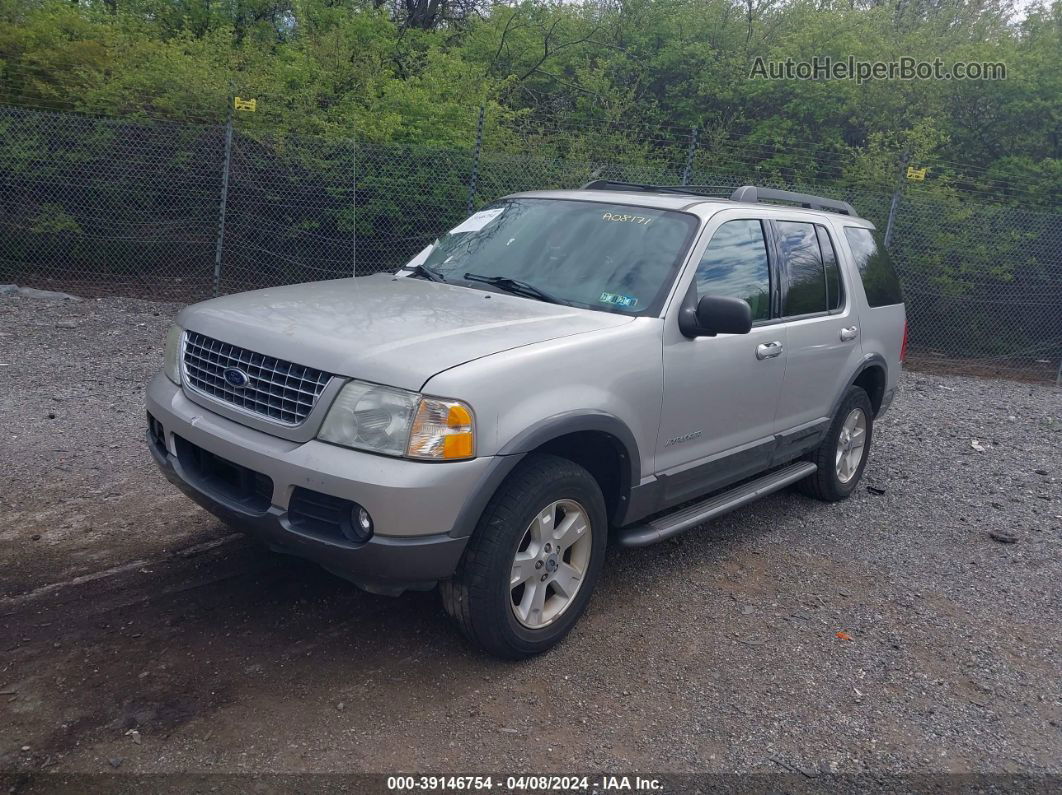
[679,294,753,338]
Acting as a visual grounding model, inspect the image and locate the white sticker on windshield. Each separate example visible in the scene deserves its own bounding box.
[448,207,504,235]
[403,240,437,269]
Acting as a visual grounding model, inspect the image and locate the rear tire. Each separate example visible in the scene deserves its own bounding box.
[798,386,874,502]
[440,454,607,659]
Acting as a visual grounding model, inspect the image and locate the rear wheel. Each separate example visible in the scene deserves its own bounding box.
[440,454,607,659]
[799,386,874,501]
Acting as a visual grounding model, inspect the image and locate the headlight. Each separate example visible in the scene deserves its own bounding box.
[407,397,475,460]
[318,381,419,456]
[163,325,183,384]
[318,380,475,461]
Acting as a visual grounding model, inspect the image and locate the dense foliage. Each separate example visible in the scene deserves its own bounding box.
[1,0,1059,368]
[0,0,1059,201]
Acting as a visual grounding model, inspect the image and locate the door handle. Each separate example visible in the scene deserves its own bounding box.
[840,326,859,342]
[756,341,783,360]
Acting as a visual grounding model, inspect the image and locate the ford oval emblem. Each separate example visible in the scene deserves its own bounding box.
[223,367,250,388]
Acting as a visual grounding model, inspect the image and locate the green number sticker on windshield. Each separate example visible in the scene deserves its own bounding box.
[599,291,638,308]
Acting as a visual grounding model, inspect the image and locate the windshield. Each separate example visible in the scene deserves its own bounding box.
[407,198,699,315]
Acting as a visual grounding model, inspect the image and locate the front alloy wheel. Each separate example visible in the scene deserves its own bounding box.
[510,500,592,629]
[440,454,607,659]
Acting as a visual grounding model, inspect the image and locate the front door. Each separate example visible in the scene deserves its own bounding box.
[657,215,787,505]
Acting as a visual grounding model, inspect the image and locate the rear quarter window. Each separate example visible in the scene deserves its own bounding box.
[843,227,904,307]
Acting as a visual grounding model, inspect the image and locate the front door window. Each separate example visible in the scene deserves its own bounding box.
[694,219,771,321]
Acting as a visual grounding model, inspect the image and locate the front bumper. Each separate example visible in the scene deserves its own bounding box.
[146,374,499,593]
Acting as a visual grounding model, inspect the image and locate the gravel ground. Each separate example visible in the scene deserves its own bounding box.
[1,292,1060,778]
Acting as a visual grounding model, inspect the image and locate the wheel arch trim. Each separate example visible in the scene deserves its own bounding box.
[448,412,641,539]
[501,411,640,521]
[449,413,641,539]
[832,353,889,419]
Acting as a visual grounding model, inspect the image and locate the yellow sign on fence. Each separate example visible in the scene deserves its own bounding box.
[906,165,928,181]
[234,97,257,112]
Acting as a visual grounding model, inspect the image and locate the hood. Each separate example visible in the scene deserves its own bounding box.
[177,273,633,390]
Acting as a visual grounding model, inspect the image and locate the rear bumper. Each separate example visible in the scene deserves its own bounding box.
[145,373,509,594]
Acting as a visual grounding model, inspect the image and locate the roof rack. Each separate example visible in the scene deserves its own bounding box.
[730,185,858,217]
[580,180,732,199]
[580,179,859,217]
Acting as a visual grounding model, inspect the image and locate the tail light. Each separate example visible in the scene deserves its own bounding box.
[899,320,909,364]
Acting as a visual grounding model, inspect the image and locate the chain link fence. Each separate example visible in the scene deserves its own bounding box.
[1,104,1059,384]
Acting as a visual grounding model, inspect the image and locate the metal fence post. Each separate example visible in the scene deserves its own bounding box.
[883,151,910,250]
[352,130,358,278]
[213,101,234,297]
[681,126,699,186]
[467,104,486,215]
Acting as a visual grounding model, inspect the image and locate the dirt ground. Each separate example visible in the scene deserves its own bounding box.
[1,293,1060,779]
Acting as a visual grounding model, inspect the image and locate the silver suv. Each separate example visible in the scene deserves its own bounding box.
[147,182,907,658]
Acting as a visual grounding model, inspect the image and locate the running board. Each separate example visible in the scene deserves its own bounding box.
[616,461,817,548]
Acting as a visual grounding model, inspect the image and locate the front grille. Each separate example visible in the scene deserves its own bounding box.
[173,435,273,512]
[183,331,333,426]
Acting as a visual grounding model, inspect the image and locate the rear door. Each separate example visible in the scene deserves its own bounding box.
[771,217,864,454]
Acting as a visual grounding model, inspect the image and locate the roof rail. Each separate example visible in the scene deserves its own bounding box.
[581,180,732,199]
[580,180,859,216]
[730,185,858,217]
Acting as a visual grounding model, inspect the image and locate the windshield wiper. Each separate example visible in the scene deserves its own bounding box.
[407,263,446,283]
[463,272,565,305]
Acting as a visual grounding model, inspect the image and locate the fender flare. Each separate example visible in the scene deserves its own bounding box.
[449,411,642,538]
[831,353,889,419]
[499,410,640,468]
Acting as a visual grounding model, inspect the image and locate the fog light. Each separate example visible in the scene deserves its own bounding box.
[350,504,374,542]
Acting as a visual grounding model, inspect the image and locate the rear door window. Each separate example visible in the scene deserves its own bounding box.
[843,227,904,307]
[776,221,827,317]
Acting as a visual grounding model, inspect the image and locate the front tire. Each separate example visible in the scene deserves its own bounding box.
[798,385,874,501]
[440,454,607,659]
